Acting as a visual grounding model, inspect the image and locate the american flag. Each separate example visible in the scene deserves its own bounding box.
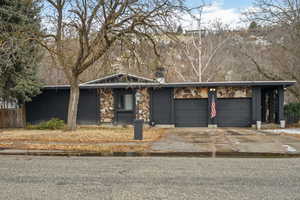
[211,95,217,118]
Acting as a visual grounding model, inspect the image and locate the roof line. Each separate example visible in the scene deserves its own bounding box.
[44,80,296,89]
[80,73,155,85]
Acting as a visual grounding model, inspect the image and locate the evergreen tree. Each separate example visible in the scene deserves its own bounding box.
[176,25,183,34]
[0,0,42,104]
[248,21,258,31]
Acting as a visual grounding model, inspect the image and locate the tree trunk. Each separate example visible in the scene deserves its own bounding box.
[67,76,80,131]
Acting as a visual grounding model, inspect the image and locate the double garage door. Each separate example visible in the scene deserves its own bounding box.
[175,98,251,127]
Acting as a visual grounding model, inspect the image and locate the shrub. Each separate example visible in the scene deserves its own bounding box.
[27,118,65,130]
[284,102,300,116]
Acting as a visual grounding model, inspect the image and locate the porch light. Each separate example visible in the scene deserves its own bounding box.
[135,92,142,102]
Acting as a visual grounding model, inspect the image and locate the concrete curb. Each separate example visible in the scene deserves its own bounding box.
[1,150,300,158]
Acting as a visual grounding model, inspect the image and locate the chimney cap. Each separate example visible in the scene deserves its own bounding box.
[155,71,164,78]
[155,67,165,78]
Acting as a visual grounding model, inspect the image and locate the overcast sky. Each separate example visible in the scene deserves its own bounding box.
[183,0,255,29]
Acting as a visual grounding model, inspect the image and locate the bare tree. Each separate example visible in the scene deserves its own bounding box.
[39,0,186,130]
[167,19,233,82]
[242,0,300,101]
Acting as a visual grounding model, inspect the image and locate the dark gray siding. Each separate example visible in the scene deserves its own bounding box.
[116,111,135,124]
[26,89,99,125]
[77,89,99,125]
[217,98,252,127]
[26,89,69,124]
[151,88,173,124]
[174,99,208,127]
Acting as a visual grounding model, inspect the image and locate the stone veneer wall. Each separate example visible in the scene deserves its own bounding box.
[174,87,208,99]
[136,88,150,122]
[98,89,114,123]
[174,87,252,99]
[217,87,252,98]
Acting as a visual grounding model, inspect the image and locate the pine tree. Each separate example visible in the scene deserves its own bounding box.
[0,0,42,104]
[176,25,183,34]
[248,21,258,31]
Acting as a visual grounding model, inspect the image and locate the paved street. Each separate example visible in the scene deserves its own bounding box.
[0,156,300,200]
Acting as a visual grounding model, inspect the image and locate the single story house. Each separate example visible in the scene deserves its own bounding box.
[26,73,296,128]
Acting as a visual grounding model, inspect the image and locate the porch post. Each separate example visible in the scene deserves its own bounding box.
[252,87,262,129]
[278,86,285,128]
[113,90,117,125]
[208,88,217,128]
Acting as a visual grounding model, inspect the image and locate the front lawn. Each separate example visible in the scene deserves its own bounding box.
[0,127,166,152]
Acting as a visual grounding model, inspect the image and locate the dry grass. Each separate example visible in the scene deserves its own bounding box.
[0,127,166,152]
[287,123,300,128]
[0,127,167,152]
[0,127,166,143]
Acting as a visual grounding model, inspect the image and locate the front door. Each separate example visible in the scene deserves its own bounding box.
[115,90,135,124]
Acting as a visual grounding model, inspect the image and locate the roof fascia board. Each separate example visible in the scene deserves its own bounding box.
[80,73,155,85]
[43,81,296,90]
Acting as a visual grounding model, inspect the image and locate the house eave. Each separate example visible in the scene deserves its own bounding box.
[43,80,296,90]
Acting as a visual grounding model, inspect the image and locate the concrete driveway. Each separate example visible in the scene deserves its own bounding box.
[150,128,300,154]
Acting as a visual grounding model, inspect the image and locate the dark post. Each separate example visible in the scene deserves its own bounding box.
[278,86,285,128]
[261,90,266,123]
[134,92,143,140]
[252,87,262,128]
[208,88,217,128]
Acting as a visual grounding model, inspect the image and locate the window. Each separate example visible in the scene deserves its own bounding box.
[118,94,133,111]
[0,98,19,109]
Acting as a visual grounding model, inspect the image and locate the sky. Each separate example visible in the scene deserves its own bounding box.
[182,0,255,29]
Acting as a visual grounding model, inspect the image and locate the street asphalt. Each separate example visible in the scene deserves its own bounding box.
[0,156,300,200]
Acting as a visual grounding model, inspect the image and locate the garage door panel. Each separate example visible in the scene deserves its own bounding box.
[175,99,208,127]
[217,98,252,127]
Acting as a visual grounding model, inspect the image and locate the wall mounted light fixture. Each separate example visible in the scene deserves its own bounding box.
[135,92,142,102]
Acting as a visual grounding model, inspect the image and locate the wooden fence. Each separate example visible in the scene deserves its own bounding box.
[0,108,25,128]
[285,113,300,125]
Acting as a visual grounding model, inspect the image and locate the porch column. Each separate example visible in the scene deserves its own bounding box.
[208,89,217,128]
[252,87,262,129]
[268,90,276,123]
[278,86,285,128]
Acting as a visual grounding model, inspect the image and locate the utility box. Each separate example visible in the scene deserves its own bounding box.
[133,119,144,140]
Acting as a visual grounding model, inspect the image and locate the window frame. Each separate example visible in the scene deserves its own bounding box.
[117,93,134,112]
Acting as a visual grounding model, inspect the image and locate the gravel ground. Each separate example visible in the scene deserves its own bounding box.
[0,156,300,200]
